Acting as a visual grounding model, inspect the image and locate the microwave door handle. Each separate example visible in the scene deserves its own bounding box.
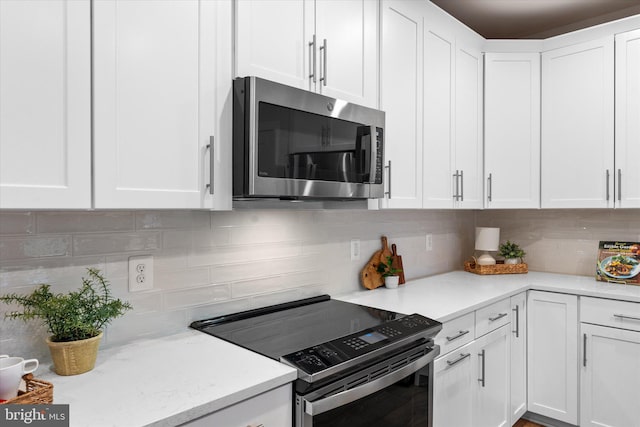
[303,348,437,416]
[368,125,377,183]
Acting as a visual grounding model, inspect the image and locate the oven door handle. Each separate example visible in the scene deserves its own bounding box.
[303,347,439,416]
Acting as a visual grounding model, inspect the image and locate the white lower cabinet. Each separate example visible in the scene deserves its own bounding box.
[580,297,640,427]
[527,291,578,425]
[509,292,527,424]
[180,384,292,427]
[434,304,510,427]
[474,325,510,427]
[434,340,475,427]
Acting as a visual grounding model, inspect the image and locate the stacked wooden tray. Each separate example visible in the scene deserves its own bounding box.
[464,260,528,275]
[0,374,53,404]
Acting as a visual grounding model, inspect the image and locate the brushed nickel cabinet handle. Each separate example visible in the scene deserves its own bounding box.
[309,35,317,83]
[487,173,492,203]
[606,169,610,201]
[618,168,622,202]
[206,136,214,195]
[460,169,464,201]
[385,161,391,198]
[453,170,460,200]
[512,305,519,337]
[478,349,486,387]
[319,38,327,86]
[583,333,587,367]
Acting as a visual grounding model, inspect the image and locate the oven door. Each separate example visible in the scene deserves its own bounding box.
[296,344,439,427]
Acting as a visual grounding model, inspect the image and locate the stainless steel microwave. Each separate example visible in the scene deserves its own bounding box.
[233,77,385,200]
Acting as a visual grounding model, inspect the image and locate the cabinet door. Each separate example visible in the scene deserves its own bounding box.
[235,0,313,91]
[527,291,578,424]
[474,325,510,427]
[315,0,377,108]
[615,28,640,208]
[0,0,91,209]
[453,42,483,209]
[510,292,527,424]
[380,0,423,209]
[93,0,232,209]
[580,324,640,427]
[541,36,614,208]
[434,340,476,427]
[422,19,454,209]
[485,53,540,209]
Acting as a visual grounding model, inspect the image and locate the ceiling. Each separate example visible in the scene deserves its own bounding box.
[430,0,640,39]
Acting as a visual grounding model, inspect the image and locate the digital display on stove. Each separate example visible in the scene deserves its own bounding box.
[360,331,388,344]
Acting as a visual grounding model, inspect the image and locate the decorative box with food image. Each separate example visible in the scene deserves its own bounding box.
[596,241,640,285]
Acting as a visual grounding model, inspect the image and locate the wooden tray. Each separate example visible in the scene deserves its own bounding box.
[464,260,528,275]
[0,374,53,404]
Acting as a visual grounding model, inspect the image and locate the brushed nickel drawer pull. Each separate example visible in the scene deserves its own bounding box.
[614,314,640,322]
[446,330,470,342]
[488,313,508,322]
[446,352,471,367]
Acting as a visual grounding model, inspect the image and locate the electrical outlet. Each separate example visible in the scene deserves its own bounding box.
[426,234,433,251]
[350,239,361,261]
[129,255,153,292]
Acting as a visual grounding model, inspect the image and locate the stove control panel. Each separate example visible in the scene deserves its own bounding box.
[281,313,440,375]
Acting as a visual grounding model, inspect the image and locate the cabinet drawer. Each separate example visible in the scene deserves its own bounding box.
[181,384,292,426]
[581,297,640,332]
[435,312,475,355]
[475,298,511,338]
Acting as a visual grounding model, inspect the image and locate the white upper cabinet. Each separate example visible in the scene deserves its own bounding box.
[0,0,91,209]
[485,53,540,209]
[422,18,454,209]
[379,0,424,208]
[453,41,483,209]
[235,0,378,108]
[93,0,232,209]
[615,28,640,208]
[422,9,484,209]
[381,1,483,210]
[541,36,615,208]
[314,0,378,106]
[235,0,311,90]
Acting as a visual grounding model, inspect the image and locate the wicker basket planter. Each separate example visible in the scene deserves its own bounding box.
[46,332,102,376]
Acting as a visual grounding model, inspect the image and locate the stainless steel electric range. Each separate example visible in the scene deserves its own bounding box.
[190,295,442,427]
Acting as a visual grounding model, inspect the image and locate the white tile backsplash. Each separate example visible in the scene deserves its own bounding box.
[476,209,640,276]
[0,208,473,361]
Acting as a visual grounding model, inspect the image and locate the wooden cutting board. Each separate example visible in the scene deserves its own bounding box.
[391,243,406,285]
[361,236,393,290]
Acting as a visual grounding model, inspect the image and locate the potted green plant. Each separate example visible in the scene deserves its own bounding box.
[498,241,526,264]
[0,268,132,376]
[377,256,403,288]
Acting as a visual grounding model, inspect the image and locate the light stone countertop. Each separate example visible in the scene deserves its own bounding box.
[37,270,640,427]
[335,270,640,323]
[39,330,297,427]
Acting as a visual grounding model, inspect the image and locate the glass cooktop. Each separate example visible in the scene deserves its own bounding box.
[189,295,402,360]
